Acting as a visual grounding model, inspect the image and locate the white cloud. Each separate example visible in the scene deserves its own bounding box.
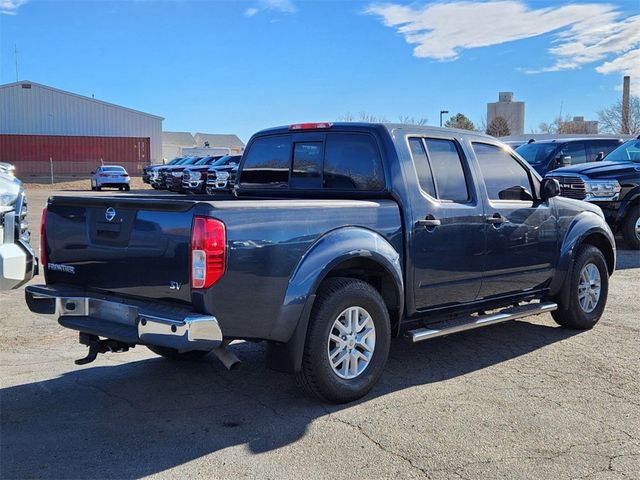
[366,1,639,94]
[245,0,296,17]
[0,0,27,15]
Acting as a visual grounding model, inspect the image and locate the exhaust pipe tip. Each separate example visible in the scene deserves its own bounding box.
[212,345,241,371]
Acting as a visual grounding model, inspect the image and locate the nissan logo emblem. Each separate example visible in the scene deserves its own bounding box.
[105,207,116,222]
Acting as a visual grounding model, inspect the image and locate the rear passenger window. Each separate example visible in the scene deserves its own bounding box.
[240,135,291,186]
[324,134,384,191]
[559,143,587,165]
[473,143,533,200]
[292,142,323,188]
[408,138,436,197]
[590,141,620,161]
[424,139,469,202]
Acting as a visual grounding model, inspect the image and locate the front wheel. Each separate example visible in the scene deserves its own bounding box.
[296,277,391,403]
[621,205,640,250]
[552,245,609,330]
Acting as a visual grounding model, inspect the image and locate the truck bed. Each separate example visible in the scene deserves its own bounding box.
[43,194,402,340]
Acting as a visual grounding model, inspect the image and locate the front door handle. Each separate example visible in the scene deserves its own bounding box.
[486,213,508,225]
[416,215,441,228]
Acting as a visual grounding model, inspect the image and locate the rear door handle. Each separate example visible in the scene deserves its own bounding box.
[416,215,441,228]
[486,214,508,225]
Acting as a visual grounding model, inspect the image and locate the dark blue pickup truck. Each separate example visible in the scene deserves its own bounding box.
[26,123,616,403]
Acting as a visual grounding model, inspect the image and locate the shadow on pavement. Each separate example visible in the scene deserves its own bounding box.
[1,320,579,479]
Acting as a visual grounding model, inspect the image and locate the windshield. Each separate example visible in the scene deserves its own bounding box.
[515,143,558,165]
[604,140,640,163]
[181,157,200,165]
[212,155,232,166]
[212,155,241,167]
[195,156,214,165]
[101,166,125,172]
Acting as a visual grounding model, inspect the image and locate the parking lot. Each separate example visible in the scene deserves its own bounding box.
[1,183,639,480]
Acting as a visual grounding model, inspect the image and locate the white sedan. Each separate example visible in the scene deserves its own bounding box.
[90,166,131,191]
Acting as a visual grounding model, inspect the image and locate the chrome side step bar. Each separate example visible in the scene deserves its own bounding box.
[406,302,558,343]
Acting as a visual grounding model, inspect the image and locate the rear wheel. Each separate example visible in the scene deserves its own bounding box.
[296,277,390,403]
[146,345,209,361]
[621,205,640,250]
[95,186,102,191]
[552,245,609,330]
[124,185,130,192]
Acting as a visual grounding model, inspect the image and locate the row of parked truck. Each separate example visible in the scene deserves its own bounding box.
[142,154,241,195]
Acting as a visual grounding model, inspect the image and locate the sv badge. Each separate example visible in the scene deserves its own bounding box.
[169,281,181,290]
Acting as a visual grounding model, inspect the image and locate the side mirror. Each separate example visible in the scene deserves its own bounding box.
[594,152,605,162]
[541,178,560,200]
[498,185,534,201]
[90,171,95,175]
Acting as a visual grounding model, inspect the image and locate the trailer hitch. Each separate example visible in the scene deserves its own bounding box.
[75,333,134,365]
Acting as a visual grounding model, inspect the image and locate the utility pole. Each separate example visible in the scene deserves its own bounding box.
[14,45,19,82]
[621,76,630,135]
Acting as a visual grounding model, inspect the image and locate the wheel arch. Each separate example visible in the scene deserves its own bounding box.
[266,226,403,373]
[549,211,616,306]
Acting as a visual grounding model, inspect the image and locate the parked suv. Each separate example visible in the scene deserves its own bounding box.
[516,138,623,176]
[547,136,640,249]
[27,123,615,403]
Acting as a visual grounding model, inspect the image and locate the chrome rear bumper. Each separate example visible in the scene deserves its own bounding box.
[25,285,223,352]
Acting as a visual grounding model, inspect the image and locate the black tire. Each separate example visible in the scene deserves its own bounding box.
[124,185,130,192]
[552,245,609,330]
[621,205,640,250]
[146,345,210,361]
[96,186,102,191]
[296,277,391,403]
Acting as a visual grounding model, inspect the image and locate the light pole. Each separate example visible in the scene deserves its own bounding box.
[439,110,449,127]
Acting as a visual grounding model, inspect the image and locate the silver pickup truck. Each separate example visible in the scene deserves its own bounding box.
[0,173,37,290]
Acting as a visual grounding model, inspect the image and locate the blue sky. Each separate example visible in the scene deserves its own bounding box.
[1,0,638,142]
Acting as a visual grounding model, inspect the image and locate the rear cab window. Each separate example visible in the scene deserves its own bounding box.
[407,136,470,203]
[239,131,385,192]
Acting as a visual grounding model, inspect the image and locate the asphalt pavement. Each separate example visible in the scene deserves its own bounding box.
[1,185,638,479]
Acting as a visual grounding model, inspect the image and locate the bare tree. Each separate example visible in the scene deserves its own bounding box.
[398,115,428,125]
[486,116,511,137]
[597,97,640,135]
[339,112,429,124]
[444,113,475,131]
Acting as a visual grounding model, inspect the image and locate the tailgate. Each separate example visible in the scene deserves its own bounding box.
[44,196,196,304]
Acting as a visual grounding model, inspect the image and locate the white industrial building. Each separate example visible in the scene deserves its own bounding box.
[162,131,245,161]
[162,131,197,161]
[487,92,525,136]
[0,80,163,175]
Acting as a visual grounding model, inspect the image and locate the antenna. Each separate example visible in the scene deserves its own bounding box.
[14,44,19,82]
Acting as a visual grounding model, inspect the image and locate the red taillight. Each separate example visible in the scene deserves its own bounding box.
[40,207,47,274]
[99,173,109,177]
[191,216,226,289]
[288,122,333,131]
